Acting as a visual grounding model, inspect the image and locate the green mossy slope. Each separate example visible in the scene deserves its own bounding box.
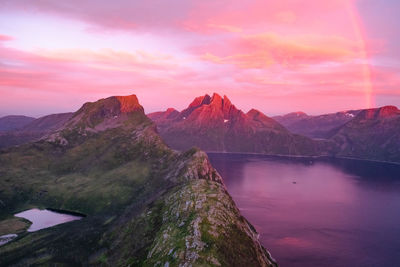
[0,95,277,266]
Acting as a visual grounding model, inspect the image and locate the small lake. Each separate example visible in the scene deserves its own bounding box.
[15,208,83,232]
[0,234,17,246]
[208,153,400,267]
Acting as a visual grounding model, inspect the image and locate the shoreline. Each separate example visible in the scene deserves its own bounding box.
[205,151,400,167]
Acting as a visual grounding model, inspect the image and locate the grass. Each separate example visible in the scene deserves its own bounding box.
[0,105,275,266]
[0,123,174,217]
[0,217,31,235]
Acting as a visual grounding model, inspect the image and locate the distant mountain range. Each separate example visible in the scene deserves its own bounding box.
[0,115,35,131]
[329,105,400,163]
[148,93,319,155]
[273,110,361,139]
[1,94,399,163]
[0,94,276,266]
[149,93,400,163]
[0,112,72,148]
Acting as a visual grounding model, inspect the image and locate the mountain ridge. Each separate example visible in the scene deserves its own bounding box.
[148,93,320,155]
[0,115,35,132]
[329,105,400,162]
[273,109,362,138]
[0,94,276,266]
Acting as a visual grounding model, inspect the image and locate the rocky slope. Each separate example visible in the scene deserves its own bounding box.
[0,94,276,266]
[148,93,319,155]
[273,110,361,139]
[329,105,400,163]
[0,112,73,148]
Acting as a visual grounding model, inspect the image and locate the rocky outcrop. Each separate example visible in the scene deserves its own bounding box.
[104,179,277,266]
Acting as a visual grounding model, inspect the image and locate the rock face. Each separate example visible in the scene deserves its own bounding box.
[0,94,276,266]
[149,93,319,155]
[329,105,400,162]
[273,110,361,139]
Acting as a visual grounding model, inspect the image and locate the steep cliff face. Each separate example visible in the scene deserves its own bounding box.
[0,94,276,266]
[149,93,319,155]
[329,106,400,163]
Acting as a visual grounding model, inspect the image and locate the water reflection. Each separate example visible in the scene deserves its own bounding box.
[208,153,400,267]
[0,234,17,246]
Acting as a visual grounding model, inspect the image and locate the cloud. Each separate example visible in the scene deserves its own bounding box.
[199,33,363,68]
[0,0,193,32]
[0,34,13,41]
[0,0,399,115]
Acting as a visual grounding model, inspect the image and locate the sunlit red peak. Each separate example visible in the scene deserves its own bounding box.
[360,105,400,120]
[187,94,212,109]
[115,95,143,113]
[209,93,233,110]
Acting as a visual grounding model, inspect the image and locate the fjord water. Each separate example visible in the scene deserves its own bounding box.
[15,209,83,232]
[208,153,400,267]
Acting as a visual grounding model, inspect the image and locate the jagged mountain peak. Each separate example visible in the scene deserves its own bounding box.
[188,94,212,109]
[180,93,238,119]
[208,93,232,108]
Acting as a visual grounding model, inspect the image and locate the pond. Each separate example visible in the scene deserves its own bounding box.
[14,208,83,232]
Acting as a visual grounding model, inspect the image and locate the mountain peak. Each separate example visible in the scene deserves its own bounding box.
[359,105,400,120]
[115,95,143,113]
[209,93,223,109]
[78,94,144,116]
[68,94,146,130]
[181,94,211,118]
[188,94,211,109]
[208,93,234,112]
[378,105,399,117]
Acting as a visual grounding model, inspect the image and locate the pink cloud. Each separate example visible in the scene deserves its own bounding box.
[0,0,192,32]
[0,34,13,41]
[0,0,399,116]
[199,33,362,68]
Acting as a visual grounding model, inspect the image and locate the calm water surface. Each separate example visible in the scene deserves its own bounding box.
[208,153,400,267]
[15,208,83,232]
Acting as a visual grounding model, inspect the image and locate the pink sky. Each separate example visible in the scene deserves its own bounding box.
[0,0,399,117]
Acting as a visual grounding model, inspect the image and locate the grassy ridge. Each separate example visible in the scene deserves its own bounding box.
[0,95,276,266]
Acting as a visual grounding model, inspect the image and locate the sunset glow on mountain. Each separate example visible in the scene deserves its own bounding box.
[1,0,399,116]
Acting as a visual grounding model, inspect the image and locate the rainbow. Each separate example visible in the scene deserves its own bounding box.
[346,2,375,108]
